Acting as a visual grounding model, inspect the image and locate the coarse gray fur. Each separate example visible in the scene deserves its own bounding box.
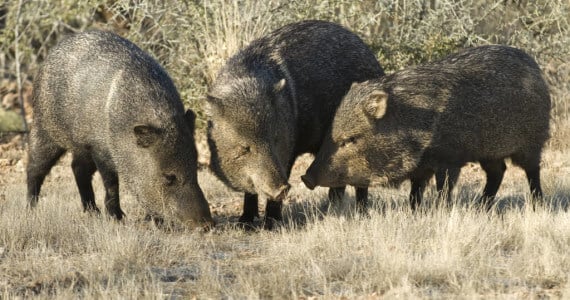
[302,45,551,211]
[27,30,214,228]
[207,20,384,225]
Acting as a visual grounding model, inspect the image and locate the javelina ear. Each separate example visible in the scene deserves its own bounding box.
[184,109,196,132]
[351,80,368,89]
[274,78,286,93]
[364,90,388,119]
[134,125,161,148]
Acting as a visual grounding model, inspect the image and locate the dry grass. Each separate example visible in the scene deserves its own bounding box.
[1,148,569,298]
[1,0,570,298]
[1,0,569,143]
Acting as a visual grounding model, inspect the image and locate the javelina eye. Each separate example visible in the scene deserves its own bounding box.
[163,174,177,186]
[340,136,357,147]
[235,145,251,159]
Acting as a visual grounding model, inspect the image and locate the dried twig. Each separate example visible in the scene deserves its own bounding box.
[14,0,28,134]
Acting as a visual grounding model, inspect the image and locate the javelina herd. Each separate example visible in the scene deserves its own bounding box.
[28,22,551,231]
[27,30,214,229]
[302,45,551,211]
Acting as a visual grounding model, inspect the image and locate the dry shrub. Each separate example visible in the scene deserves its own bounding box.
[1,0,568,141]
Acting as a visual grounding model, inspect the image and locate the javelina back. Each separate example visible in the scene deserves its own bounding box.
[27,30,214,229]
[207,20,384,226]
[302,45,551,211]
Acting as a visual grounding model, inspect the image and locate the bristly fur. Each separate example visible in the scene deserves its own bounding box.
[27,30,213,228]
[206,20,384,221]
[306,45,551,209]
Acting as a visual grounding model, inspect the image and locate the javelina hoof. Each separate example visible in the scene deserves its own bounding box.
[356,205,370,218]
[236,220,260,231]
[238,214,256,223]
[263,200,283,230]
[85,206,102,216]
[109,208,126,221]
[236,214,259,231]
[262,215,284,231]
[263,218,280,230]
[355,187,369,214]
[239,193,260,224]
[530,191,545,211]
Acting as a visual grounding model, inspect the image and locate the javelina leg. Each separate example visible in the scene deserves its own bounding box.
[264,189,288,230]
[328,187,346,203]
[355,187,369,213]
[409,169,434,211]
[524,167,543,210]
[71,152,100,214]
[26,131,66,207]
[511,152,543,209]
[101,171,124,220]
[239,193,259,223]
[93,158,125,220]
[480,159,506,211]
[264,200,283,230]
[435,168,461,207]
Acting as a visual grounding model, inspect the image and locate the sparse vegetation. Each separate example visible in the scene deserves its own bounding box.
[1,0,568,144]
[1,152,570,298]
[0,0,569,298]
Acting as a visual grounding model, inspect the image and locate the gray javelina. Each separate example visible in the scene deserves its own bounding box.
[207,20,384,226]
[27,30,214,229]
[302,45,551,211]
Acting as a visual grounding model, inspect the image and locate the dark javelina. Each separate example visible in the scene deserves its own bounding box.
[302,45,551,211]
[207,20,384,226]
[27,30,214,229]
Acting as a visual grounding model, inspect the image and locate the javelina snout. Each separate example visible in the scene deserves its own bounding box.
[208,127,290,199]
[301,156,333,190]
[252,179,289,199]
[248,158,290,199]
[302,161,364,191]
[168,181,215,230]
[301,174,316,190]
[179,204,216,231]
[301,135,359,190]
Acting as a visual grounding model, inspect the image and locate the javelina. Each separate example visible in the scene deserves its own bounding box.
[27,30,214,229]
[302,45,551,211]
[206,20,384,226]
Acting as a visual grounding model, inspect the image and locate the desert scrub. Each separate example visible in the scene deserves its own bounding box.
[0,0,568,145]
